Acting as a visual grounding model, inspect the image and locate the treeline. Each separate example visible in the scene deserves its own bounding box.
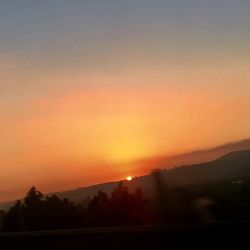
[1,183,149,232]
[2,178,250,232]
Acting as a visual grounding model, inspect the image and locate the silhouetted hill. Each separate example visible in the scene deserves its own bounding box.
[133,138,250,172]
[55,181,120,204]
[162,149,250,185]
[1,148,250,210]
[55,149,250,202]
[36,149,250,204]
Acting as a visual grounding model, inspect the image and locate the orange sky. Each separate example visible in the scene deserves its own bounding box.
[1,0,250,202]
[1,69,250,201]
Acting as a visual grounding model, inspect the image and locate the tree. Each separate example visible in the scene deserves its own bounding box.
[22,186,44,230]
[2,200,24,231]
[2,184,149,231]
[87,191,109,226]
[109,183,148,225]
[87,183,149,226]
[42,195,83,229]
[24,186,43,207]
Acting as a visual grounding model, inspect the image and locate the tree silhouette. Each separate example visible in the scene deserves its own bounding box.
[109,183,148,226]
[2,200,24,231]
[42,195,82,229]
[87,191,109,226]
[2,187,84,231]
[23,186,44,230]
[87,183,149,226]
[2,183,149,231]
[24,186,43,207]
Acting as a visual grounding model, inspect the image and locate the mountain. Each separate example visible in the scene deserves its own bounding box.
[133,138,250,173]
[54,150,250,203]
[161,149,250,185]
[1,147,250,211]
[27,149,250,206]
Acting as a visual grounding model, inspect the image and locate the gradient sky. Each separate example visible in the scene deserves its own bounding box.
[1,0,250,201]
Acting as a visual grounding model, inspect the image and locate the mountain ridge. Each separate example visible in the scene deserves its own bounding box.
[1,148,250,211]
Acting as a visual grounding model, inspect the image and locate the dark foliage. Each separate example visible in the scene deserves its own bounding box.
[2,178,250,232]
[86,183,148,226]
[2,183,149,231]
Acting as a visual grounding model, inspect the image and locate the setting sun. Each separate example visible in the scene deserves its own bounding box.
[126,176,133,181]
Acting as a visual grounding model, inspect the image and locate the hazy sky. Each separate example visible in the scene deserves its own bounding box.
[1,0,250,201]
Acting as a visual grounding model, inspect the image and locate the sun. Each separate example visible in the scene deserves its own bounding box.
[126,176,133,181]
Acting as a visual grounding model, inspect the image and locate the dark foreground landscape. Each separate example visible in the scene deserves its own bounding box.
[1,150,250,249]
[0,222,249,249]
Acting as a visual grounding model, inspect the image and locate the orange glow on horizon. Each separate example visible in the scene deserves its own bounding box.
[1,84,250,202]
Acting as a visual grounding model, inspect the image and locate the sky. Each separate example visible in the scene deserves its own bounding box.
[1,0,250,201]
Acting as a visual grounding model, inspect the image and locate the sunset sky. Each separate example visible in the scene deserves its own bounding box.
[1,0,250,202]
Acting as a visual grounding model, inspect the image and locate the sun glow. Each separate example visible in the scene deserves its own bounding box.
[126,176,133,181]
